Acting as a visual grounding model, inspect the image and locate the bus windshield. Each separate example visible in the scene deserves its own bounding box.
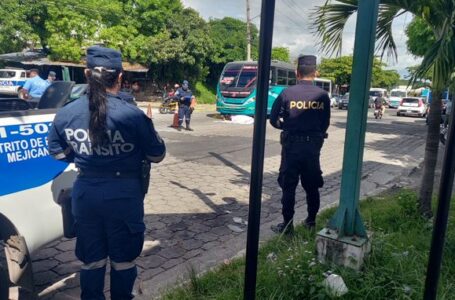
[220,64,258,92]
[369,90,384,97]
[391,91,406,97]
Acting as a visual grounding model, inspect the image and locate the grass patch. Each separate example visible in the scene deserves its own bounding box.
[163,190,455,299]
[194,82,216,104]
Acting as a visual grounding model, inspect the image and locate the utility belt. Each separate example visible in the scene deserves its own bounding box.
[280,131,326,146]
[78,161,151,194]
[78,169,140,179]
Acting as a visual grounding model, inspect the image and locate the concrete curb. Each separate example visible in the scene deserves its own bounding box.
[135,143,426,299]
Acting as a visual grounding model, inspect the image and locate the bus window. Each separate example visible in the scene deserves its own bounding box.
[277,69,287,85]
[288,71,296,85]
[270,67,277,85]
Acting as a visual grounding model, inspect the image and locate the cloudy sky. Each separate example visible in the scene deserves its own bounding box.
[182,0,421,78]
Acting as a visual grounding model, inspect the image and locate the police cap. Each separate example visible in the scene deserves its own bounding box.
[86,46,123,70]
[298,55,317,67]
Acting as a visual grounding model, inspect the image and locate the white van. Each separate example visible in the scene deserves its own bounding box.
[369,87,388,101]
[0,82,76,298]
[389,89,408,108]
[0,69,28,95]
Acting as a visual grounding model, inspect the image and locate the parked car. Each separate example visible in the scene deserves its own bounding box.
[0,68,27,95]
[338,93,349,109]
[397,97,427,117]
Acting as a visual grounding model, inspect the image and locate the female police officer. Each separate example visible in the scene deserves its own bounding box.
[48,46,166,299]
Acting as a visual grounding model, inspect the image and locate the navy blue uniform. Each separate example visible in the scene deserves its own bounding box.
[270,80,330,226]
[175,87,193,128]
[48,94,165,300]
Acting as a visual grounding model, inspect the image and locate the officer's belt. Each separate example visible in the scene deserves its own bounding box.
[78,169,140,179]
[285,132,323,142]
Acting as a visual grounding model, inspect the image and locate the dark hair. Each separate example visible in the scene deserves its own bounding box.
[85,68,121,147]
[297,65,316,77]
[29,68,39,74]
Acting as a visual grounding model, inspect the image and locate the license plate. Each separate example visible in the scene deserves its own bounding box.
[407,110,413,113]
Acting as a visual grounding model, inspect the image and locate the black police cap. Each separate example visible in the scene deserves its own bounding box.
[298,55,317,67]
[86,46,123,70]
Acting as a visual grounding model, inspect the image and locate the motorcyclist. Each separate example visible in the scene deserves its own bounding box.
[374,95,387,116]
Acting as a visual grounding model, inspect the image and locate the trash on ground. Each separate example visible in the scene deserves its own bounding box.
[227,224,244,233]
[323,273,349,297]
[266,252,277,262]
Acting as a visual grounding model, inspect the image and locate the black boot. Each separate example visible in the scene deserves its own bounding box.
[303,217,316,230]
[271,221,294,235]
[185,121,193,131]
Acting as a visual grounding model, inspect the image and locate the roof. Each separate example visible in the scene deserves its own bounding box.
[0,50,149,72]
[227,60,295,70]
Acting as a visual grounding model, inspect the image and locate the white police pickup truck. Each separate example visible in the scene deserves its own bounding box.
[0,82,76,298]
[0,69,28,96]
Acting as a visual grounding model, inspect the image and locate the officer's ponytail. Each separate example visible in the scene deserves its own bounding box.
[86,68,121,148]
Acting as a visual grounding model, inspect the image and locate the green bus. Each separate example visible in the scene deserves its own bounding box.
[216,60,332,116]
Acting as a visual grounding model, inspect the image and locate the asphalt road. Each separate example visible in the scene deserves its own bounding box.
[150,107,426,166]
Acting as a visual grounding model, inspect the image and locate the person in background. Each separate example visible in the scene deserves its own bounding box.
[47,71,57,84]
[175,80,195,131]
[20,69,49,101]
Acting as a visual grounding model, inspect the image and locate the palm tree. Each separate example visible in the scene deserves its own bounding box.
[312,0,455,217]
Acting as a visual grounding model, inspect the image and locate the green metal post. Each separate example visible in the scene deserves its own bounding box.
[328,0,380,238]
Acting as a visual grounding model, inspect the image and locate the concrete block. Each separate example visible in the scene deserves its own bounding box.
[316,228,372,270]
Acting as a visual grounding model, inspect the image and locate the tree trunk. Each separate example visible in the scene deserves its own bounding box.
[419,90,443,218]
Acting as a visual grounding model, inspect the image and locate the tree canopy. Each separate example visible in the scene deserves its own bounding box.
[271,47,291,63]
[319,56,400,90]
[405,17,435,58]
[0,1,264,86]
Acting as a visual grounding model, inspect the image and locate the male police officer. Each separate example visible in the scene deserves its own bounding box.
[175,80,195,131]
[48,46,165,299]
[269,55,330,234]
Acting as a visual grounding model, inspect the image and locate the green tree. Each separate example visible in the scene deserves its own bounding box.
[206,17,259,87]
[271,47,291,62]
[0,1,39,54]
[406,17,435,57]
[313,0,455,217]
[319,56,399,90]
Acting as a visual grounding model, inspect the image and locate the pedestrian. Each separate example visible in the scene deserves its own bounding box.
[47,45,166,300]
[47,71,57,84]
[175,80,195,131]
[269,55,331,234]
[20,69,49,101]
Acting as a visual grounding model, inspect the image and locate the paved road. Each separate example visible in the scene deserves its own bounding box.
[33,108,427,299]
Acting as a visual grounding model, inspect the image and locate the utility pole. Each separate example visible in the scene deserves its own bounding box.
[246,0,252,61]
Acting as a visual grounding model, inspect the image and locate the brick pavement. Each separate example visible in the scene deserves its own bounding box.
[33,111,427,299]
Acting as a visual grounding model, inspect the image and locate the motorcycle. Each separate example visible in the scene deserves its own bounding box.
[374,107,383,119]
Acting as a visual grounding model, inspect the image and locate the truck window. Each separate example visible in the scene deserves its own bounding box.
[21,72,26,78]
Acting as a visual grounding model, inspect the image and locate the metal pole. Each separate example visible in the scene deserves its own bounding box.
[246,0,252,61]
[423,101,455,299]
[243,0,275,299]
[327,0,380,238]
